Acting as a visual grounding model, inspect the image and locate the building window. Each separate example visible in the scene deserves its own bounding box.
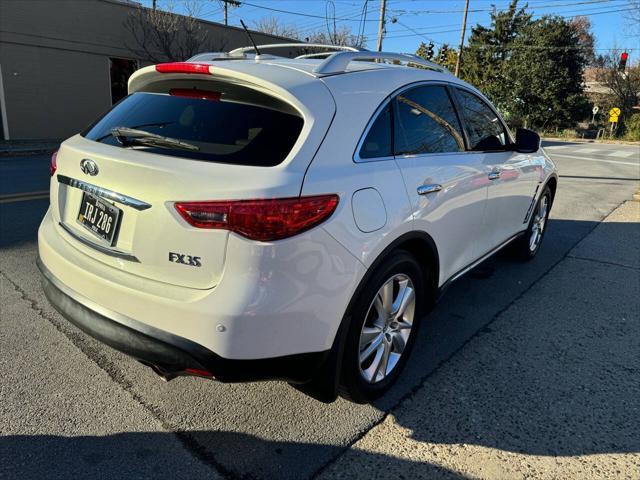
[110,58,138,104]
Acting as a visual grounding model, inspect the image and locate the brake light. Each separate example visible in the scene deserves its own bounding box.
[175,195,339,241]
[50,150,58,176]
[155,62,211,74]
[169,88,221,101]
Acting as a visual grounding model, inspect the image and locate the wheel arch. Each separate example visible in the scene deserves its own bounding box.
[377,231,440,299]
[293,230,440,403]
[545,174,558,206]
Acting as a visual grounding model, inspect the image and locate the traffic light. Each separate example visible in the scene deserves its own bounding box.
[426,42,434,60]
[618,52,629,72]
[439,46,448,64]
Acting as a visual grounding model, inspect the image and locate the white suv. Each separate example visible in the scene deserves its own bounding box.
[38,46,557,403]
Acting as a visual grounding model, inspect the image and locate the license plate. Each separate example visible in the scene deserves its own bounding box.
[77,192,121,245]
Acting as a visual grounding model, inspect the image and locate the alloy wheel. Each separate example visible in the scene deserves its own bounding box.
[529,194,549,252]
[358,273,415,383]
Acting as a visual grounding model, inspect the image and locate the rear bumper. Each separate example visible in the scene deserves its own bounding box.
[38,257,328,383]
[38,208,364,360]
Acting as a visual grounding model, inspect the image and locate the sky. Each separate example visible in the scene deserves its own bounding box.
[142,0,639,60]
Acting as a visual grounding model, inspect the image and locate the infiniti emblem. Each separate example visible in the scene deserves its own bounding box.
[80,158,99,176]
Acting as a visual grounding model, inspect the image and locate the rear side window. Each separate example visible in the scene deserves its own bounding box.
[359,103,392,159]
[83,90,303,167]
[393,85,465,155]
[455,89,508,151]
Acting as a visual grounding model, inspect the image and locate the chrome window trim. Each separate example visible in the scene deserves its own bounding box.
[57,175,152,211]
[394,150,478,161]
[353,80,472,164]
[58,222,140,263]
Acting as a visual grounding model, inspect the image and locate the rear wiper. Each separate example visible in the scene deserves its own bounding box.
[110,127,200,152]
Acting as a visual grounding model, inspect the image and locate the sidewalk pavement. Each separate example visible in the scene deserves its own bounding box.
[319,201,640,480]
[0,140,60,156]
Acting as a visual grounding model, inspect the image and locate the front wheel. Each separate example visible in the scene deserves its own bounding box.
[513,185,552,260]
[339,250,425,403]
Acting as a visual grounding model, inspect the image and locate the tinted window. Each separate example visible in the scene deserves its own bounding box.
[359,103,392,159]
[393,85,465,155]
[83,91,303,167]
[456,89,508,151]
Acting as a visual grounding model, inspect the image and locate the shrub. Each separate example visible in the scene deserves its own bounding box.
[624,113,640,141]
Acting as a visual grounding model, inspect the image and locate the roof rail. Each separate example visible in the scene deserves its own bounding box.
[228,43,362,57]
[187,51,281,62]
[313,51,447,76]
[187,52,232,62]
[295,52,337,60]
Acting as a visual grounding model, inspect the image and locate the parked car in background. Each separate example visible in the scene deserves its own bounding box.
[38,45,557,403]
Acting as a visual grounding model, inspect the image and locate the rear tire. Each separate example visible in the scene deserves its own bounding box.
[339,250,425,403]
[512,185,552,261]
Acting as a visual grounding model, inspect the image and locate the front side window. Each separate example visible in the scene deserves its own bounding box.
[393,85,465,155]
[359,103,392,159]
[456,89,508,151]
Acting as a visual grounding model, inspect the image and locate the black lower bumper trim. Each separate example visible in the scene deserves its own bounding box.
[37,258,327,383]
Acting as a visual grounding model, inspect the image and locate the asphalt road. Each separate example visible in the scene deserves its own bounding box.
[1,140,639,479]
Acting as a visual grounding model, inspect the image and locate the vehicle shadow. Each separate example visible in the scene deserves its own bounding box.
[0,431,468,480]
[1,219,638,480]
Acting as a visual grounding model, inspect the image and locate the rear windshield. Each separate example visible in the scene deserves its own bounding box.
[83,91,304,167]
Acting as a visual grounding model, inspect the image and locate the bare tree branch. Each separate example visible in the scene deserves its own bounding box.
[253,16,299,39]
[306,26,366,48]
[595,50,640,122]
[124,1,228,63]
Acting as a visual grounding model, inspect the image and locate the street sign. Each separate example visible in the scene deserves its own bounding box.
[609,107,621,123]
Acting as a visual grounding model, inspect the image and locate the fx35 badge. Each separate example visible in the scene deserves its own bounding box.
[169,252,202,267]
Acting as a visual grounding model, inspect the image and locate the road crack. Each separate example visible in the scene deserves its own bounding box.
[566,254,639,270]
[0,269,235,480]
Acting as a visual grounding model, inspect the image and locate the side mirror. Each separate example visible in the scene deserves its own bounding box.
[515,128,541,153]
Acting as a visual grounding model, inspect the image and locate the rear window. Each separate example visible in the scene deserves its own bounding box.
[83,90,304,167]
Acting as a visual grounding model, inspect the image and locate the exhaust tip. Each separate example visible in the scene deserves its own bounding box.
[140,361,214,381]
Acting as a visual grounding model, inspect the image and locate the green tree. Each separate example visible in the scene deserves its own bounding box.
[460,0,532,112]
[508,16,591,129]
[460,0,591,129]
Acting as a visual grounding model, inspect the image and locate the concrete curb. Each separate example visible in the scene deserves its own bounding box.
[542,137,640,146]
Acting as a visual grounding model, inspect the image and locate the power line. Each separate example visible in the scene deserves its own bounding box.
[383,5,636,40]
[236,1,382,21]
[391,0,619,14]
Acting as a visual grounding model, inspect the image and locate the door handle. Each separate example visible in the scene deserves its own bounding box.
[417,184,442,195]
[488,169,501,180]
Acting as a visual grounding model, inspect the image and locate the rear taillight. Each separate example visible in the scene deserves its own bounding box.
[155,62,211,74]
[50,151,58,176]
[175,195,339,241]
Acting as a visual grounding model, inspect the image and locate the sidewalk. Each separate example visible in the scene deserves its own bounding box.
[0,140,60,156]
[542,137,640,146]
[319,201,640,480]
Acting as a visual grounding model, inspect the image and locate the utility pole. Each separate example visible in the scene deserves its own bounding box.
[152,0,157,10]
[376,0,386,52]
[454,0,470,77]
[220,0,241,26]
